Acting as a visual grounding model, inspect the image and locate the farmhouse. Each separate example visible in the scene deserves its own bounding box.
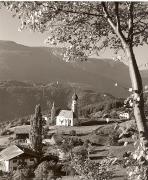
[51,93,79,126]
[0,145,38,172]
[119,112,130,119]
[14,125,31,144]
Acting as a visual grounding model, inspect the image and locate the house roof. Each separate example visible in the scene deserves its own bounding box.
[0,145,24,161]
[0,145,38,161]
[14,125,31,134]
[57,110,73,119]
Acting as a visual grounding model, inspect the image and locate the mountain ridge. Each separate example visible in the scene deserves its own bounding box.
[0,40,148,98]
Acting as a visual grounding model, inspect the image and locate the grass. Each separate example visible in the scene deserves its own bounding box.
[53,125,103,135]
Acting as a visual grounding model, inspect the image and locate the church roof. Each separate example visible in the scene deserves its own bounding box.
[57,110,73,119]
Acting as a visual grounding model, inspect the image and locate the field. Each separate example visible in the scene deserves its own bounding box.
[53,124,103,135]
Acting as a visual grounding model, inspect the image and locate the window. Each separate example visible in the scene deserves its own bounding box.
[13,159,17,163]
[13,167,17,171]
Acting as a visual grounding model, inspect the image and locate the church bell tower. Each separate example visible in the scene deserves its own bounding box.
[71,92,78,120]
[51,102,56,125]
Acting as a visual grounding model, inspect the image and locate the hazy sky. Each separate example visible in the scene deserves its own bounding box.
[0,8,148,69]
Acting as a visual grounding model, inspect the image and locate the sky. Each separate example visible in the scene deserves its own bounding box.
[0,7,148,69]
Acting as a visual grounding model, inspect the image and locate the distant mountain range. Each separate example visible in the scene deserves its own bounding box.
[0,40,148,122]
[0,40,148,98]
[0,80,117,122]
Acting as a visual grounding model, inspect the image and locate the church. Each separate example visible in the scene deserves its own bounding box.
[51,93,79,126]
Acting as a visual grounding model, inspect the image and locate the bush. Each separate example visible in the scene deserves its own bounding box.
[71,155,113,180]
[121,143,148,180]
[69,130,76,136]
[34,161,63,180]
[88,133,108,146]
[108,130,120,146]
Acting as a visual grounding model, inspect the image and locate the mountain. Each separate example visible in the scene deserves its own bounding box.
[0,80,118,122]
[0,40,148,98]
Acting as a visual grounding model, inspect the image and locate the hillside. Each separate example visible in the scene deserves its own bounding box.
[0,40,148,97]
[0,80,119,122]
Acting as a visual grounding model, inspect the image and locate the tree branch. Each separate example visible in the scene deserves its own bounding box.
[115,2,121,32]
[128,2,134,42]
[133,25,148,36]
[43,3,104,18]
[101,2,116,31]
[101,2,126,44]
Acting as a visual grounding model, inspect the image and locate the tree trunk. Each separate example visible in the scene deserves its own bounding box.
[124,44,148,146]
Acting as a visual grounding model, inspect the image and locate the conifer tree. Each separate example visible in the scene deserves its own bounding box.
[30,104,43,153]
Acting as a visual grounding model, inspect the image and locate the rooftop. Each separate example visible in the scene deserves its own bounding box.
[14,125,31,134]
[0,145,23,161]
[0,145,38,161]
[57,110,73,119]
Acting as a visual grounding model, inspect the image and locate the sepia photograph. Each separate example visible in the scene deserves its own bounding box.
[0,1,148,179]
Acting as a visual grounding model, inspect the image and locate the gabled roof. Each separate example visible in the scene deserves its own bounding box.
[57,110,73,119]
[14,125,31,134]
[0,145,38,161]
[0,145,24,161]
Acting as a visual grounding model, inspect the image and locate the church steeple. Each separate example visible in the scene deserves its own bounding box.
[71,92,78,120]
[72,92,78,101]
[51,102,56,125]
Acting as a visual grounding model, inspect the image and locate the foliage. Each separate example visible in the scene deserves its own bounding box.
[59,136,83,153]
[12,165,33,180]
[34,161,54,180]
[70,153,114,180]
[34,161,62,180]
[108,130,120,146]
[2,2,148,58]
[121,142,148,180]
[30,104,43,153]
[69,130,76,136]
[79,99,124,118]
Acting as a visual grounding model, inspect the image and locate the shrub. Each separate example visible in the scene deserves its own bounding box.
[34,161,62,180]
[108,130,120,146]
[88,134,108,146]
[69,130,76,136]
[70,155,114,180]
[116,140,148,180]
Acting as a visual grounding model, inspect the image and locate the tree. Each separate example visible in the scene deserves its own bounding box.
[12,165,32,180]
[71,149,113,180]
[2,2,148,144]
[30,104,43,153]
[34,160,61,180]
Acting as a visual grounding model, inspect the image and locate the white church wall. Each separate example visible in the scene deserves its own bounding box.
[56,117,73,126]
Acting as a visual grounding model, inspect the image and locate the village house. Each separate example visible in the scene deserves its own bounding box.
[13,125,31,144]
[0,145,38,172]
[119,112,130,119]
[51,93,79,126]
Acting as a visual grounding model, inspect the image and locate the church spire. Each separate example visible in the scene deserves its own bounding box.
[72,91,78,101]
[51,102,55,125]
[71,92,78,120]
